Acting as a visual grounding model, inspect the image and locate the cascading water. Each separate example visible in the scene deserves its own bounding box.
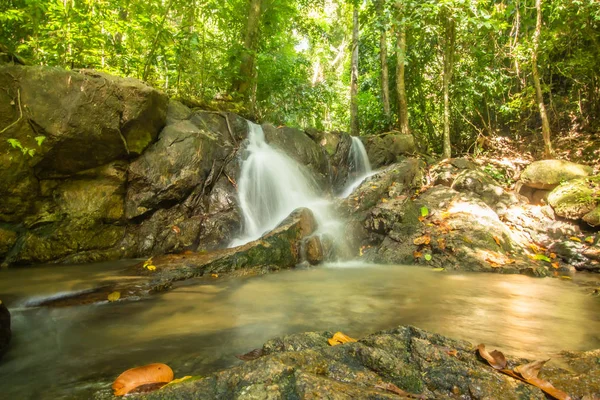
[340,136,376,198]
[348,136,372,177]
[231,122,342,248]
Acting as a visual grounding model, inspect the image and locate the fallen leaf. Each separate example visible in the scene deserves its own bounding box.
[552,262,560,269]
[236,348,265,361]
[381,198,388,203]
[570,237,582,242]
[514,359,549,380]
[107,291,120,302]
[112,363,174,396]
[585,236,594,244]
[445,349,458,357]
[476,344,507,370]
[413,234,431,246]
[424,254,432,261]
[211,273,219,278]
[549,253,557,259]
[420,206,429,217]
[375,382,426,399]
[493,236,501,246]
[531,254,552,263]
[432,267,445,272]
[413,251,423,259]
[328,332,357,346]
[418,216,426,222]
[171,225,181,235]
[162,376,193,389]
[437,238,446,250]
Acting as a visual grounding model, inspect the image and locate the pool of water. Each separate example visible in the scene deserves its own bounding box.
[0,261,598,399]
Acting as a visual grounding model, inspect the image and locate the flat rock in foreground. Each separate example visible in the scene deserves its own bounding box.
[116,325,599,400]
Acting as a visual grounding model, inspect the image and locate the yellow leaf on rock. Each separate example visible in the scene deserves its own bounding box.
[570,237,582,242]
[211,273,219,278]
[162,376,193,389]
[147,265,157,271]
[328,332,357,346]
[493,236,501,246]
[108,292,121,302]
[381,198,388,203]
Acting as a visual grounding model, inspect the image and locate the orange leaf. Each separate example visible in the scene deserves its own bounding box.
[413,235,431,246]
[413,251,423,259]
[550,253,557,259]
[211,273,219,278]
[437,238,446,250]
[327,332,357,346]
[171,225,181,234]
[418,216,426,222]
[493,236,501,246]
[112,363,174,396]
[552,262,559,269]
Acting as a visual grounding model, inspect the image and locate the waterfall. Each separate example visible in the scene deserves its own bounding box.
[231,122,341,247]
[340,136,375,198]
[349,136,372,177]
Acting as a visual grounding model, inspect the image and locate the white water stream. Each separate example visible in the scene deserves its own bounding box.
[340,136,376,198]
[231,122,342,247]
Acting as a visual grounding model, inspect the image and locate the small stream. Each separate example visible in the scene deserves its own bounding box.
[0,262,599,399]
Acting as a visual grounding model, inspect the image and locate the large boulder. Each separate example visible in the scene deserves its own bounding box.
[547,175,600,223]
[0,301,10,361]
[363,131,416,168]
[135,325,598,400]
[520,160,593,190]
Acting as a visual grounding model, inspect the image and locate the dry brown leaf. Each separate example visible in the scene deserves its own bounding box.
[552,262,560,269]
[514,359,548,380]
[413,235,431,246]
[445,349,458,357]
[375,382,426,399]
[413,251,423,259]
[171,225,181,235]
[112,363,174,396]
[236,348,265,361]
[437,238,446,250]
[476,344,507,370]
[418,216,426,222]
[328,332,357,346]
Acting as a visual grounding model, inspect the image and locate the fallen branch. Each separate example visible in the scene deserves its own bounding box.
[0,88,22,134]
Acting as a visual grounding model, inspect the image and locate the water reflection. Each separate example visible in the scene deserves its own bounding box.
[0,263,598,399]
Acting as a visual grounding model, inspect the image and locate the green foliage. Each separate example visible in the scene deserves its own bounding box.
[0,0,598,143]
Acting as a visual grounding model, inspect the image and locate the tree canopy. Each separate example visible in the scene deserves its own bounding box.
[1,0,598,155]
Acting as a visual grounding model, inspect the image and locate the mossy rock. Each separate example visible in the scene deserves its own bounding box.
[520,160,593,190]
[548,175,600,221]
[583,205,600,227]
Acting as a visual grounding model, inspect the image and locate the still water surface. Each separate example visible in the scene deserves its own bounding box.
[0,261,598,399]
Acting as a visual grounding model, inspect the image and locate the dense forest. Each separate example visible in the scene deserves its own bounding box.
[2,0,598,156]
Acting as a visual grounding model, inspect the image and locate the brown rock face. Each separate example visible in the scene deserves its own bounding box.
[305,235,324,265]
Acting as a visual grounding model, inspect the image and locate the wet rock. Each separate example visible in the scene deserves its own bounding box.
[326,132,353,192]
[451,169,520,213]
[263,124,331,190]
[0,228,17,262]
[547,175,600,222]
[520,160,593,190]
[39,208,318,306]
[136,325,598,400]
[305,235,324,265]
[0,301,10,361]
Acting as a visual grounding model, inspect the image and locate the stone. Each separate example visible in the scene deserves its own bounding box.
[38,208,318,306]
[520,160,593,190]
[0,228,18,262]
[0,301,10,361]
[430,157,476,186]
[166,100,192,125]
[547,176,599,221]
[364,132,416,168]
[305,235,324,265]
[583,205,600,227]
[133,325,599,400]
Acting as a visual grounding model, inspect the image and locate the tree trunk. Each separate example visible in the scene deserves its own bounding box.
[532,0,553,157]
[394,1,409,135]
[442,11,455,159]
[350,5,360,136]
[233,0,263,109]
[377,0,391,128]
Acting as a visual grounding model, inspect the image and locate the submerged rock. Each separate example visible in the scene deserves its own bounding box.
[0,301,10,361]
[131,325,598,400]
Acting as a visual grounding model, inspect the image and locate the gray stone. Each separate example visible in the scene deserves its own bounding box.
[520,160,593,190]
